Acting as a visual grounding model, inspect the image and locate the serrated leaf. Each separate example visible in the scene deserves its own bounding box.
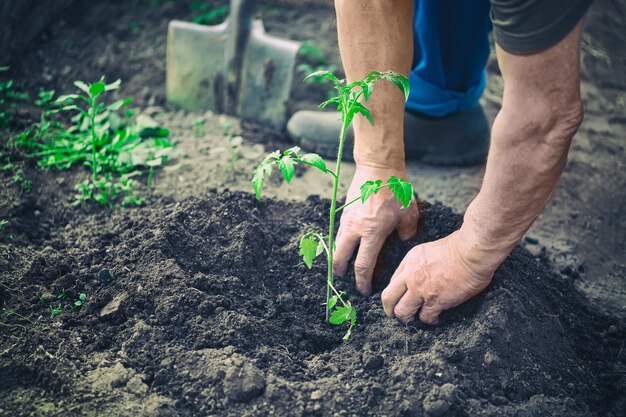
[315,238,325,257]
[360,179,382,203]
[348,80,372,101]
[284,146,301,157]
[388,176,414,208]
[351,102,374,126]
[252,161,273,200]
[304,70,343,88]
[298,153,327,173]
[380,72,410,101]
[277,155,295,183]
[319,96,341,109]
[262,150,281,164]
[327,295,338,311]
[329,305,356,325]
[299,235,319,269]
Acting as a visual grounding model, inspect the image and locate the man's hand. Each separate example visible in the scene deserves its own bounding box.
[333,165,419,295]
[381,229,496,325]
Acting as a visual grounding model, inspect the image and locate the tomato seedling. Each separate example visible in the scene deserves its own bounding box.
[253,70,414,339]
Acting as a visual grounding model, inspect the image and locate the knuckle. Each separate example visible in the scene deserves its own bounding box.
[395,310,415,324]
[353,261,371,277]
[422,291,439,306]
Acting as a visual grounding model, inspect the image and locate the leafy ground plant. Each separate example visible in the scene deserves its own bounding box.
[253,70,413,339]
[10,78,172,208]
[0,66,29,131]
[190,1,228,25]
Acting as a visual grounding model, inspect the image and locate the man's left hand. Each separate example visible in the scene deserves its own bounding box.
[381,229,496,325]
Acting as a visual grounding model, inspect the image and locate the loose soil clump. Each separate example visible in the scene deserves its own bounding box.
[1,191,624,416]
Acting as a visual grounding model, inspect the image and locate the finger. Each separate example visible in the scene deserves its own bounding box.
[353,235,386,295]
[396,207,418,241]
[381,262,407,317]
[418,301,443,325]
[393,290,424,323]
[332,227,360,277]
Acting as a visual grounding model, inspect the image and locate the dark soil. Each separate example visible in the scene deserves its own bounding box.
[1,0,626,416]
[1,191,625,417]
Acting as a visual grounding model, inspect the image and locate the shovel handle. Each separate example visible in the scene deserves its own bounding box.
[224,0,258,115]
[229,0,258,35]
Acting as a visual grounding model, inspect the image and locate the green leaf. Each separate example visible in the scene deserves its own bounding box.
[327,295,338,311]
[351,102,373,125]
[53,94,81,105]
[89,82,105,96]
[319,96,341,109]
[252,162,272,200]
[108,98,133,111]
[387,176,414,208]
[360,179,382,203]
[74,81,90,94]
[380,72,410,101]
[329,305,356,325]
[79,293,86,300]
[299,235,319,269]
[349,80,373,101]
[298,153,327,173]
[105,79,122,92]
[284,146,301,157]
[304,70,344,88]
[316,238,325,257]
[277,155,295,183]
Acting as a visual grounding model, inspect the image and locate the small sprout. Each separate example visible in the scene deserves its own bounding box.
[192,117,206,137]
[72,293,87,310]
[253,70,413,340]
[49,303,63,318]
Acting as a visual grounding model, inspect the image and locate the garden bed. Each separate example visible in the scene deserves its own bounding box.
[1,0,626,416]
[1,191,624,416]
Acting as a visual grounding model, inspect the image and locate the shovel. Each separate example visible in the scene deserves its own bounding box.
[166,0,300,131]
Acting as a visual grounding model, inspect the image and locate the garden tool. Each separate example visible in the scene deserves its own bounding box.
[166,0,300,131]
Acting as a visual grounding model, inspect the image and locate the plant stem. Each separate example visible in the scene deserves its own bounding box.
[90,97,98,182]
[334,183,392,214]
[148,166,154,193]
[326,112,349,322]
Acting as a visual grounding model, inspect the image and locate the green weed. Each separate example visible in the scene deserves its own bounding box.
[190,2,228,25]
[47,290,87,317]
[0,66,29,131]
[192,117,206,138]
[0,219,8,234]
[11,78,173,208]
[299,41,328,66]
[253,70,413,339]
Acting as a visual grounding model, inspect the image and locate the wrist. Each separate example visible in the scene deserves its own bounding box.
[354,162,407,178]
[456,218,513,278]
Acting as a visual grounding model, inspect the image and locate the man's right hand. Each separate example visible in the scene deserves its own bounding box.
[333,165,419,295]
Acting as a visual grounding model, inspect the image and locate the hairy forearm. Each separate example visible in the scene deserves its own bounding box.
[335,0,413,169]
[459,106,582,273]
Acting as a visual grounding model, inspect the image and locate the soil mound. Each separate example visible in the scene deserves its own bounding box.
[1,191,624,417]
